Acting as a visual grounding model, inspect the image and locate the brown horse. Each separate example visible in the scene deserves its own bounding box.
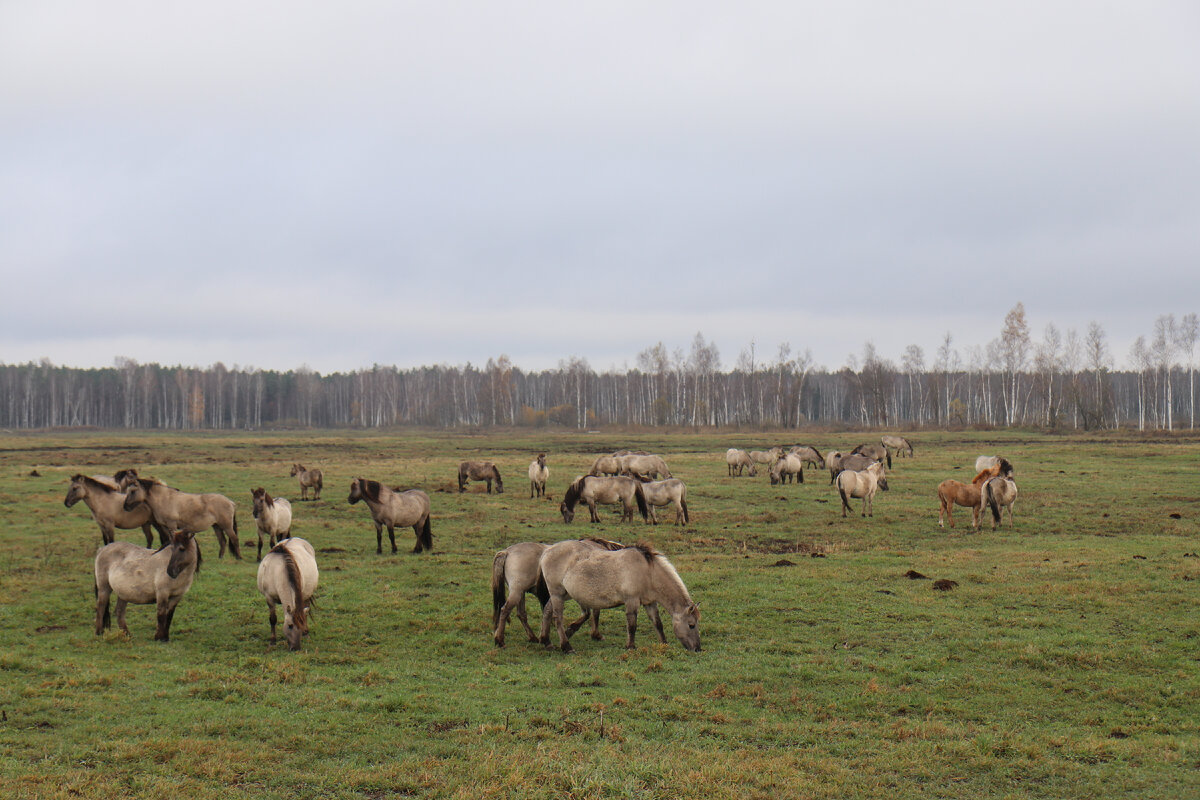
[936,462,1008,529]
[347,478,432,553]
[458,461,504,494]
[560,476,648,523]
[725,449,757,477]
[94,530,201,641]
[65,474,167,547]
[528,454,549,498]
[121,477,241,559]
[289,464,323,501]
[256,537,319,650]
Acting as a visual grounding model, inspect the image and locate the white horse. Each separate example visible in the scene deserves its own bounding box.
[256,537,319,650]
[836,461,889,517]
[251,488,293,561]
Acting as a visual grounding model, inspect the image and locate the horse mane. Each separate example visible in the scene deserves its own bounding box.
[360,479,382,502]
[997,457,1014,477]
[630,542,659,561]
[563,476,587,508]
[75,474,119,492]
[582,536,624,551]
[851,444,864,455]
[112,468,139,484]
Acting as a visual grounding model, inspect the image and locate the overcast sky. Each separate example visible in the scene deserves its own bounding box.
[3,2,1199,374]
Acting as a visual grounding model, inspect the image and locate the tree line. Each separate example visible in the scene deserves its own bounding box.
[3,305,1196,432]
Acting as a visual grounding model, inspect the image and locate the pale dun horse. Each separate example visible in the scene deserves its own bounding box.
[491,539,617,647]
[725,449,757,477]
[528,454,549,498]
[289,464,323,501]
[65,474,166,547]
[347,478,433,553]
[257,537,319,651]
[637,478,690,525]
[121,477,241,559]
[537,543,701,653]
[251,488,293,561]
[94,531,201,641]
[836,462,889,517]
[982,477,1018,530]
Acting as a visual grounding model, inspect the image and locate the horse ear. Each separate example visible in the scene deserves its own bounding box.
[689,602,701,619]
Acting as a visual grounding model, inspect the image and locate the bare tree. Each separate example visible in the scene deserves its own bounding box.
[1129,336,1152,431]
[1034,323,1062,426]
[1176,312,1198,429]
[997,303,1032,426]
[1151,315,1178,430]
[1084,322,1112,429]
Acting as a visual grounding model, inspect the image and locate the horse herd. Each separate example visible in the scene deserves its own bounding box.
[65,438,1016,654]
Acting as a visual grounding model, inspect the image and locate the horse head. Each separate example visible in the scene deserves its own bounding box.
[251,487,267,518]
[166,531,199,578]
[671,602,701,652]
[122,480,148,512]
[64,475,86,507]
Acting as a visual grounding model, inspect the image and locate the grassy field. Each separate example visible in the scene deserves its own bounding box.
[0,428,1197,799]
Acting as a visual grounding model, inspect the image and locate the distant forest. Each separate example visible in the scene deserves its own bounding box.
[4,306,1198,432]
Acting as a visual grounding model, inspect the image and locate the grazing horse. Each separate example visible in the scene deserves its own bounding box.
[937,461,1014,529]
[825,451,845,483]
[289,464,323,501]
[725,449,757,477]
[881,435,914,459]
[121,477,241,559]
[491,538,619,647]
[974,456,1014,477]
[537,543,701,653]
[256,537,319,651]
[65,474,167,547]
[749,447,783,467]
[618,453,672,480]
[852,442,892,469]
[788,445,825,469]
[589,455,623,477]
[982,477,1018,530]
[347,478,433,554]
[836,462,889,517]
[769,454,805,485]
[560,476,649,524]
[459,461,504,494]
[94,530,201,641]
[528,454,550,498]
[636,478,690,525]
[251,488,293,561]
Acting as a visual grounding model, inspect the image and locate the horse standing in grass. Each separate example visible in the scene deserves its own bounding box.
[836,462,889,517]
[347,478,433,554]
[852,442,892,469]
[589,455,622,477]
[788,445,825,469]
[491,538,620,647]
[537,543,701,653]
[257,537,319,651]
[636,478,690,525]
[65,474,167,547]
[528,454,549,498]
[882,435,914,459]
[121,477,241,559]
[982,477,1018,530]
[769,454,805,485]
[251,488,293,561]
[936,461,1011,529]
[560,476,648,524]
[725,449,757,477]
[750,447,783,468]
[289,464,323,501]
[974,456,1014,477]
[617,454,672,480]
[94,530,201,641]
[459,461,504,494]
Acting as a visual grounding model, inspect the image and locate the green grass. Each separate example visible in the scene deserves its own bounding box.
[0,428,1197,799]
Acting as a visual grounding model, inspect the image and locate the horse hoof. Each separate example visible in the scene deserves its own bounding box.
[591,633,603,641]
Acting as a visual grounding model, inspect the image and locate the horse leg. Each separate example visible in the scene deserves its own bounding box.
[537,598,554,646]
[645,603,667,643]
[115,598,130,635]
[387,524,397,554]
[268,602,278,645]
[565,608,595,639]
[95,583,111,634]
[588,500,600,524]
[514,595,540,643]
[485,478,492,494]
[375,522,384,555]
[139,523,154,548]
[624,603,639,650]
[154,596,174,641]
[213,524,228,559]
[257,530,265,562]
[551,594,573,653]
[153,522,170,548]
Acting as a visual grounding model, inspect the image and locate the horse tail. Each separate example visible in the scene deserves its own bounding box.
[837,476,851,514]
[491,551,508,626]
[886,451,892,469]
[534,569,550,608]
[986,480,1001,524]
[635,483,649,520]
[680,498,689,524]
[419,514,433,552]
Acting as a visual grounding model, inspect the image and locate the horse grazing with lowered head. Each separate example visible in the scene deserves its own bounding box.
[635,478,690,525]
[459,461,504,494]
[749,447,783,467]
[836,461,889,517]
[882,435,914,459]
[347,478,432,554]
[257,537,319,651]
[121,476,241,559]
[725,449,757,477]
[560,476,648,524]
[617,454,672,480]
[491,538,620,647]
[789,445,825,469]
[770,454,805,485]
[982,477,1018,530]
[251,487,293,561]
[589,455,622,477]
[852,442,892,469]
[94,530,201,641]
[289,464,323,501]
[537,542,701,653]
[528,454,549,498]
[65,474,168,547]
[936,461,1013,529]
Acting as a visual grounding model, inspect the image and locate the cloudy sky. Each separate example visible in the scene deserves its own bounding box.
[3,2,1198,374]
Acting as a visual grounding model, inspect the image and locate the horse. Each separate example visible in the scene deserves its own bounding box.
[831,453,880,484]
[836,462,889,517]
[528,454,549,498]
[788,445,825,469]
[560,475,648,523]
[491,538,620,647]
[852,442,892,469]
[824,451,845,483]
[458,461,504,494]
[636,478,690,525]
[537,543,701,653]
[936,463,1004,530]
[589,455,623,477]
[289,464,323,501]
[725,449,757,477]
[94,530,201,641]
[618,453,672,480]
[256,537,319,651]
[121,477,241,559]
[974,456,1015,477]
[769,454,805,485]
[749,447,783,466]
[881,435,914,459]
[251,488,293,561]
[65,474,167,547]
[347,478,433,554]
[982,477,1018,530]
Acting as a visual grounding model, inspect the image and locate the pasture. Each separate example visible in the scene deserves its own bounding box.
[0,428,1197,799]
